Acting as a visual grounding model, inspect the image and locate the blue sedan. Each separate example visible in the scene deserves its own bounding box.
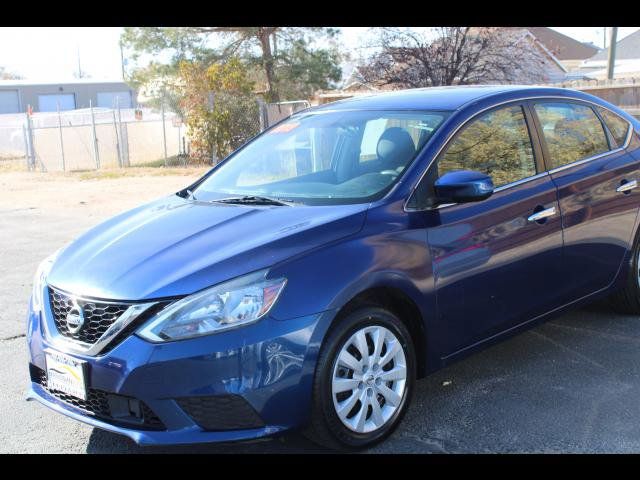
[26,85,640,450]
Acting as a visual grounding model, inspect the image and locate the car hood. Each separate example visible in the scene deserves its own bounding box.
[47,195,368,300]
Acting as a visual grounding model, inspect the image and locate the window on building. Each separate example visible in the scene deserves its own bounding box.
[96,91,132,109]
[37,94,76,112]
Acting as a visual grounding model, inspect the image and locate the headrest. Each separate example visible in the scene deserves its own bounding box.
[376,127,416,167]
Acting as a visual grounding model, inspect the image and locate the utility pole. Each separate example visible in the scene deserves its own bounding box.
[119,40,126,81]
[603,27,607,49]
[77,47,82,79]
[607,27,618,81]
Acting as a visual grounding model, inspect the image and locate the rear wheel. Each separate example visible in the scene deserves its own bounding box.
[304,307,416,451]
[609,231,640,313]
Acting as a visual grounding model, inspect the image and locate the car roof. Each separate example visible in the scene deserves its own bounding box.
[308,85,585,112]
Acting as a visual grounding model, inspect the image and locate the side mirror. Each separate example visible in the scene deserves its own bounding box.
[434,170,494,204]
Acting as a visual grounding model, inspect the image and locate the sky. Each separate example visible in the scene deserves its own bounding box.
[0,27,638,82]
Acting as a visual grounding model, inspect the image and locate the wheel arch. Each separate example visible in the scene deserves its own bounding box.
[329,283,429,378]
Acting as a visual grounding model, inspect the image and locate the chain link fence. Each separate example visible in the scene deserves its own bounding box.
[0,98,311,172]
[0,107,187,172]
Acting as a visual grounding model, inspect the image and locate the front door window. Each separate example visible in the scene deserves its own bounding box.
[438,105,537,187]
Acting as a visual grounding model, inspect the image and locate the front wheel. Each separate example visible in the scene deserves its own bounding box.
[304,307,416,450]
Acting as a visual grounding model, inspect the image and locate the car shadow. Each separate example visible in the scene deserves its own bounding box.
[85,428,331,454]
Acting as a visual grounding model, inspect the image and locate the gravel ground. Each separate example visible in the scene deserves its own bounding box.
[2,169,640,453]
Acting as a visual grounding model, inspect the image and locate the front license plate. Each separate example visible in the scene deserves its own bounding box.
[44,349,87,400]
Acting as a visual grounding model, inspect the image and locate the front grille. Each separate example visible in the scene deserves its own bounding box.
[177,395,265,431]
[30,363,164,430]
[49,288,129,344]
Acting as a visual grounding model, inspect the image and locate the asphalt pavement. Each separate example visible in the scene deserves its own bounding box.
[3,175,640,453]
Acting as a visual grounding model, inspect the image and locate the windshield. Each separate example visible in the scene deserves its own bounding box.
[193,109,450,205]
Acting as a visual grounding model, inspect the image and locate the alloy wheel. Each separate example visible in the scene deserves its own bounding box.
[331,325,407,434]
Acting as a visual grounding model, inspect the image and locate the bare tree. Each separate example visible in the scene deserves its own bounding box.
[0,66,22,80]
[359,27,554,88]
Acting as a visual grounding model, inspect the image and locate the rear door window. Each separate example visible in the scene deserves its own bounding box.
[598,107,631,148]
[533,102,609,169]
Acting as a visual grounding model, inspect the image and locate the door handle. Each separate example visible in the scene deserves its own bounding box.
[616,179,638,193]
[528,206,557,223]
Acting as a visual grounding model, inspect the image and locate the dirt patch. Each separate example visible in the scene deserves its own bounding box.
[0,167,208,218]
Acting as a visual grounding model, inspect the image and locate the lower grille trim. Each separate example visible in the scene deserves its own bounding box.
[177,395,265,431]
[30,363,165,431]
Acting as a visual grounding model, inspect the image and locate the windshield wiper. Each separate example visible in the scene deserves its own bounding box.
[211,195,296,206]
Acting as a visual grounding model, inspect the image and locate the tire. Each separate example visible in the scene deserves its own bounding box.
[609,230,640,314]
[303,306,416,451]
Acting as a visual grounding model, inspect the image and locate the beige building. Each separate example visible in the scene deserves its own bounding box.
[0,79,136,114]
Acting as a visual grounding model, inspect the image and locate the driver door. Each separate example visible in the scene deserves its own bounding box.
[421,103,565,356]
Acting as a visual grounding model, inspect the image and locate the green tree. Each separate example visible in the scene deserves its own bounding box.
[178,57,259,161]
[121,27,342,103]
[274,38,342,99]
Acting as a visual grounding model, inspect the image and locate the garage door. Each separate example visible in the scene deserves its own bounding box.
[97,91,132,108]
[0,90,20,114]
[38,94,76,112]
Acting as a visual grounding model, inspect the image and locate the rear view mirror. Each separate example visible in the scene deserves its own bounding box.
[434,170,494,204]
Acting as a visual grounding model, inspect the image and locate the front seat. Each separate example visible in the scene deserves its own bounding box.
[376,127,416,172]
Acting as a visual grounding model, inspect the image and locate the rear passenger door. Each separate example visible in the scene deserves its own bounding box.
[531,100,640,300]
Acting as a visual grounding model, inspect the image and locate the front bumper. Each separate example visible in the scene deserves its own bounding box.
[26,299,334,445]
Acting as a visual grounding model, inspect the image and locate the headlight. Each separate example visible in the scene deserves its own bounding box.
[137,270,287,342]
[32,250,61,313]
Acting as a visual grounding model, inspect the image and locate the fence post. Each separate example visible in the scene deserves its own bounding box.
[182,136,188,166]
[57,103,66,171]
[113,108,122,168]
[112,99,122,168]
[161,97,168,166]
[22,124,30,171]
[257,98,267,131]
[116,100,128,166]
[90,99,100,169]
[25,110,36,171]
[177,121,182,156]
